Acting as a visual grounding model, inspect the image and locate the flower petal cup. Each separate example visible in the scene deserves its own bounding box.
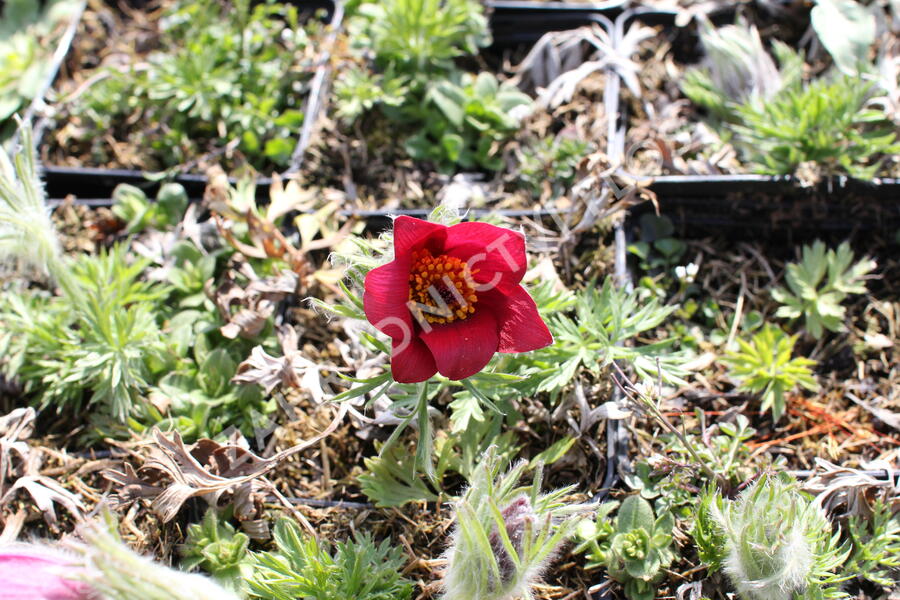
[364,216,553,383]
[0,548,93,600]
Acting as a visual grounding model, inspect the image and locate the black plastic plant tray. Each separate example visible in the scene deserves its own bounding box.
[636,175,900,239]
[40,5,622,203]
[40,165,268,201]
[487,1,623,45]
[338,207,574,231]
[249,0,337,19]
[36,0,336,178]
[293,0,335,18]
[41,165,552,208]
[41,165,572,228]
[38,3,577,183]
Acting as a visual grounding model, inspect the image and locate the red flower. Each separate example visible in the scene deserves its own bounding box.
[363,216,552,383]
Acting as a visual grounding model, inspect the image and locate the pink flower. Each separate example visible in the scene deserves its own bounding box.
[0,547,93,600]
[363,216,552,383]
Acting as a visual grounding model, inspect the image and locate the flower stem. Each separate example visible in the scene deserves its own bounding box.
[415,380,435,482]
[611,361,727,491]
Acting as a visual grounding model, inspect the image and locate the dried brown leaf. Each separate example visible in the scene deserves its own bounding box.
[0,407,35,442]
[1,408,35,498]
[209,267,298,340]
[233,325,328,401]
[0,474,85,527]
[103,403,347,524]
[1,408,84,528]
[803,458,899,517]
[102,462,165,508]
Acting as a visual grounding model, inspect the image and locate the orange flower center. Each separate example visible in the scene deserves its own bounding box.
[408,248,478,325]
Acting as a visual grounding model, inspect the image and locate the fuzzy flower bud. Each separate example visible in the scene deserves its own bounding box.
[487,496,536,586]
[708,474,849,600]
[441,449,587,600]
[68,515,242,600]
[1,512,241,600]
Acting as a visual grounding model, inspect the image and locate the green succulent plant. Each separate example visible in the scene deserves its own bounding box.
[333,65,408,124]
[403,72,532,172]
[336,0,530,173]
[732,75,899,179]
[111,183,188,234]
[518,136,591,198]
[604,496,676,600]
[575,496,676,600]
[574,501,618,568]
[349,0,489,74]
[771,240,876,339]
[66,0,314,170]
[682,19,896,179]
[181,509,250,590]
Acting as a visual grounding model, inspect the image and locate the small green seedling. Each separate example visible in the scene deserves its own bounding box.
[772,240,875,339]
[577,496,675,600]
[181,509,250,590]
[724,324,818,421]
[111,183,188,234]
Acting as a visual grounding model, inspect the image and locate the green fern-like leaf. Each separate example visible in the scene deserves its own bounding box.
[246,519,413,600]
[723,324,818,421]
[844,499,900,586]
[523,277,688,398]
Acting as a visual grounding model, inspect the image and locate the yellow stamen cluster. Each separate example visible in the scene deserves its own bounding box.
[408,248,478,324]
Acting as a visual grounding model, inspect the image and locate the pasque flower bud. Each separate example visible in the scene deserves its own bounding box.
[441,449,587,600]
[488,496,536,585]
[708,475,848,600]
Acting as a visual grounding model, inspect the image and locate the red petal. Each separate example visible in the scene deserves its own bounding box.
[363,260,412,340]
[419,309,500,380]
[486,286,553,353]
[390,336,438,383]
[393,215,446,255]
[443,222,527,291]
